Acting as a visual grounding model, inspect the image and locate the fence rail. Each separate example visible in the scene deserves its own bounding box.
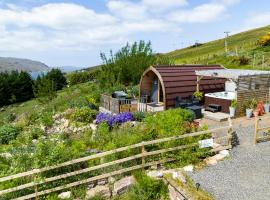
[0,124,232,200]
[254,117,270,144]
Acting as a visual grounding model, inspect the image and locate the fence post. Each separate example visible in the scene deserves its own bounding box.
[141,141,146,169]
[254,117,259,145]
[227,117,233,146]
[34,174,38,200]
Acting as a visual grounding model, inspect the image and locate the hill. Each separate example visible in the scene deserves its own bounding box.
[0,57,49,72]
[167,25,270,70]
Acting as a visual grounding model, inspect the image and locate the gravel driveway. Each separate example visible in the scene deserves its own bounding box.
[189,123,270,200]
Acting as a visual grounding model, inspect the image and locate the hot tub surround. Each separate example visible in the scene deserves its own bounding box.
[204,91,235,113]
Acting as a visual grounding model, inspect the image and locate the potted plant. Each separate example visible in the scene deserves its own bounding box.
[193,90,203,101]
[244,98,257,118]
[229,99,237,118]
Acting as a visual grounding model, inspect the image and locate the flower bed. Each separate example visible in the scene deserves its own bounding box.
[96,112,134,127]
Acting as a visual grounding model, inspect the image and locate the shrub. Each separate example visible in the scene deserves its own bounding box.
[143,108,195,138]
[233,56,250,65]
[133,111,146,122]
[125,172,168,200]
[0,124,20,144]
[40,112,54,127]
[70,107,97,123]
[258,32,270,46]
[67,70,99,86]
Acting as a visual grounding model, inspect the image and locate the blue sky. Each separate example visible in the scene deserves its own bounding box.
[0,0,269,68]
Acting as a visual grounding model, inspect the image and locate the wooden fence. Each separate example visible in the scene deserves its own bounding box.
[100,94,137,113]
[0,124,232,200]
[253,117,270,144]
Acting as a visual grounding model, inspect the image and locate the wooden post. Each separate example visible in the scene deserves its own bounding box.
[145,96,148,112]
[227,117,233,146]
[141,142,146,169]
[34,175,38,200]
[254,117,259,145]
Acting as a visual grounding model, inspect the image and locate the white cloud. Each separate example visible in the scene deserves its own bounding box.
[247,12,270,28]
[0,0,239,53]
[169,3,225,23]
[142,0,187,12]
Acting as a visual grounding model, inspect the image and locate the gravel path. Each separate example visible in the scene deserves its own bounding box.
[189,124,270,200]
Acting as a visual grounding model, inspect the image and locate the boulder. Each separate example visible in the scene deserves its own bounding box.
[213,154,226,161]
[85,185,111,199]
[58,191,71,199]
[205,157,218,166]
[113,176,135,196]
[147,170,163,179]
[219,150,230,157]
[183,165,194,172]
[97,179,108,186]
[0,152,12,159]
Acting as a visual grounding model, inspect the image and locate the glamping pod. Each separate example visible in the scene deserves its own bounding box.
[139,65,226,110]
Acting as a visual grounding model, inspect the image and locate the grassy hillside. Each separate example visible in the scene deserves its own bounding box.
[167,25,270,70]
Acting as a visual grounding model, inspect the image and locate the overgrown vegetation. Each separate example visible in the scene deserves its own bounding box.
[99,40,174,87]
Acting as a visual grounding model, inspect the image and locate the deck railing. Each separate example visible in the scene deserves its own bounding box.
[0,124,232,200]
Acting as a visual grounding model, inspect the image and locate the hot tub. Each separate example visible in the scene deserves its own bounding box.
[204,91,236,113]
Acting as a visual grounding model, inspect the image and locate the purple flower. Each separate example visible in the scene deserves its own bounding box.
[96,112,133,127]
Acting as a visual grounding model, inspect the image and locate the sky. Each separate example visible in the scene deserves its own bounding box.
[0,0,269,68]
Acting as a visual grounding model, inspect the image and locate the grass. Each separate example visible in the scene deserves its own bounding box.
[0,82,100,124]
[166,25,270,70]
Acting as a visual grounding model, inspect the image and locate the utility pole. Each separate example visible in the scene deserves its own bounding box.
[224,31,230,53]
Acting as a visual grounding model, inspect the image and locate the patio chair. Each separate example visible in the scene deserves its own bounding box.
[175,96,187,108]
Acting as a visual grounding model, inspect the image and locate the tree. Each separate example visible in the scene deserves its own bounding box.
[46,68,67,90]
[33,77,57,103]
[99,40,174,87]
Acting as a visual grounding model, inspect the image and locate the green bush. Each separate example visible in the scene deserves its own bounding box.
[40,112,54,127]
[143,108,195,138]
[125,172,168,200]
[0,124,20,144]
[133,111,146,122]
[70,107,97,123]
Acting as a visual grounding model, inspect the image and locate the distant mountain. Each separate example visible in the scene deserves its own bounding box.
[0,57,49,72]
[56,66,83,73]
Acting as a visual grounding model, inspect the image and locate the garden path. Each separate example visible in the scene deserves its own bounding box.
[189,114,270,200]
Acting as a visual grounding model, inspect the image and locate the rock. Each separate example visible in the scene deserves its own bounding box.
[87,183,95,189]
[108,177,116,184]
[58,191,71,199]
[97,179,108,185]
[213,143,222,149]
[90,123,97,132]
[113,176,135,196]
[0,152,12,159]
[85,185,111,199]
[32,139,38,144]
[213,154,227,161]
[205,157,218,166]
[219,150,230,157]
[183,165,194,172]
[63,120,69,128]
[147,170,163,179]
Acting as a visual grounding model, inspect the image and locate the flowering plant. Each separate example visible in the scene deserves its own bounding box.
[96,112,134,127]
